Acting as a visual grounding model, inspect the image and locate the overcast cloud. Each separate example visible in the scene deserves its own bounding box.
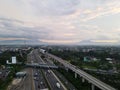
[0,0,120,45]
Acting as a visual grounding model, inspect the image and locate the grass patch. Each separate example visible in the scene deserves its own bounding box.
[58,68,91,90]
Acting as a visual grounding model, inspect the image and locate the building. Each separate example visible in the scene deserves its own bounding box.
[6,56,17,64]
[16,72,27,77]
[84,57,91,62]
[12,56,17,64]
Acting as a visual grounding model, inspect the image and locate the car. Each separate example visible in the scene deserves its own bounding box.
[48,70,50,73]
[38,85,40,88]
[56,82,61,88]
[34,73,38,76]
[40,81,43,84]
[34,77,36,80]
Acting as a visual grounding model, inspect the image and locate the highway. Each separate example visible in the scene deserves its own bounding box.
[33,69,48,90]
[47,53,116,90]
[32,49,67,90]
[11,50,48,90]
[30,50,49,90]
[10,49,73,90]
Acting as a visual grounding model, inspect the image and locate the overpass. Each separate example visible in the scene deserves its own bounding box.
[47,53,116,90]
[26,63,58,69]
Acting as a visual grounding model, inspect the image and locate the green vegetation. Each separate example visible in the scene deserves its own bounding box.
[58,68,89,90]
[87,71,120,90]
[0,49,29,90]
[0,65,24,90]
[57,68,102,90]
[48,47,120,90]
[49,48,120,70]
[0,50,28,65]
[0,73,13,90]
[0,51,11,65]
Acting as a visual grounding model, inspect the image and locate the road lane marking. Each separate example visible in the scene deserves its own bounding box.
[50,70,67,90]
[31,69,35,90]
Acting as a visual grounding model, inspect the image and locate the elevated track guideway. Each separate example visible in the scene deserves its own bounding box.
[47,53,116,90]
[26,63,58,69]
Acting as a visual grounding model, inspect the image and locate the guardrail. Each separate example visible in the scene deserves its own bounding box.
[48,53,116,90]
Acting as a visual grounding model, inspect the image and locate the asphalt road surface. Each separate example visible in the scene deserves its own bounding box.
[33,69,48,90]
[32,49,67,90]
[10,49,68,90]
[47,53,116,90]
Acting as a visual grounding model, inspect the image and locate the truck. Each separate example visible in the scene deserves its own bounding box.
[39,49,46,54]
[34,73,38,77]
[48,70,51,73]
[56,82,61,88]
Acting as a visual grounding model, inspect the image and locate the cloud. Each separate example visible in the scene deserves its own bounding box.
[90,40,119,43]
[0,16,120,45]
[11,0,80,18]
[65,0,120,22]
[0,18,51,42]
[0,17,81,44]
[82,1,120,21]
[39,39,80,44]
[0,38,28,41]
[0,0,120,45]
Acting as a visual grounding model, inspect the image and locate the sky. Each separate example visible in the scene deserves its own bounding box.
[0,0,120,45]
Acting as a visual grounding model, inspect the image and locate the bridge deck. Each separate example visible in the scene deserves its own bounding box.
[48,53,116,90]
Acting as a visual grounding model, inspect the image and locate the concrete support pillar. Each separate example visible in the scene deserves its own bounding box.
[88,80,91,83]
[82,78,85,83]
[79,75,81,77]
[91,84,95,90]
[75,73,77,78]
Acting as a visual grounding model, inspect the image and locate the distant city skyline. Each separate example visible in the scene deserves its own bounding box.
[0,0,120,45]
